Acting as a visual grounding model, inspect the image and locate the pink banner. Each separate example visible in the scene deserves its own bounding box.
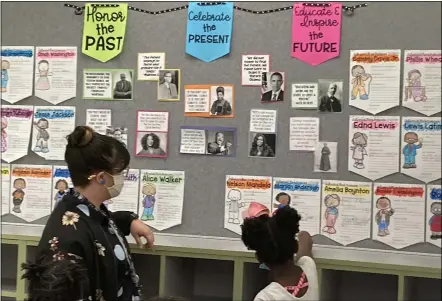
[291,3,342,66]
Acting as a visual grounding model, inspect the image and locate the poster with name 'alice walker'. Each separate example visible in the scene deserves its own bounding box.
[1,164,11,216]
[225,175,273,235]
[372,183,425,249]
[10,165,52,223]
[138,170,185,231]
[52,166,72,210]
[107,169,140,214]
[348,116,400,181]
[320,180,372,246]
[426,185,441,248]
[400,117,441,183]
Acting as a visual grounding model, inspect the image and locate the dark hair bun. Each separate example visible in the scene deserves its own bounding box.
[273,206,301,237]
[67,126,94,147]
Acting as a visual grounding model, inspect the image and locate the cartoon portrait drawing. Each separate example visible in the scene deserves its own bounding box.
[273,192,291,210]
[33,118,50,153]
[12,178,26,213]
[1,117,7,153]
[375,197,395,237]
[35,60,52,90]
[1,60,10,92]
[141,184,157,221]
[322,194,340,234]
[227,189,245,224]
[351,65,372,100]
[405,69,427,102]
[402,132,423,169]
[53,179,69,208]
[350,132,368,169]
[429,202,442,240]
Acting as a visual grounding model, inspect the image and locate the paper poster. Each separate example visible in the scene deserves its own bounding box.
[321,180,372,245]
[1,164,11,216]
[10,164,52,222]
[272,178,321,235]
[1,46,34,104]
[184,84,234,117]
[32,106,76,161]
[400,117,441,183]
[249,109,277,158]
[426,185,441,247]
[138,170,185,231]
[291,3,342,66]
[318,79,343,113]
[289,117,319,151]
[107,169,140,213]
[261,72,285,102]
[402,50,441,116]
[348,116,400,180]
[349,50,401,114]
[135,111,169,158]
[225,175,272,235]
[34,47,77,105]
[83,69,134,100]
[137,52,166,81]
[372,183,425,249]
[86,109,112,135]
[185,2,234,62]
[241,54,270,86]
[106,126,128,148]
[82,3,128,62]
[51,166,72,210]
[180,126,237,157]
[314,142,338,173]
[291,83,318,109]
[249,109,277,133]
[158,69,180,101]
[1,105,34,163]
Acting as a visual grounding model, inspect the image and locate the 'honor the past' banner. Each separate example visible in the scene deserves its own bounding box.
[185,2,234,63]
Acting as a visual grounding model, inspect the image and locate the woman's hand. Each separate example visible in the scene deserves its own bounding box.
[130,219,155,249]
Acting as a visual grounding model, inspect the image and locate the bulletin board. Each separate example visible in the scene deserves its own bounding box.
[1,1,441,255]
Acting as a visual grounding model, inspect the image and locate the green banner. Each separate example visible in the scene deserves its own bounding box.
[82,3,128,62]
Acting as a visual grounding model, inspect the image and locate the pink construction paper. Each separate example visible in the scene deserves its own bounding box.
[291,3,342,66]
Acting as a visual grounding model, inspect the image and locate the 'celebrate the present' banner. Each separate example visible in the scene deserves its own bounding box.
[185,2,234,63]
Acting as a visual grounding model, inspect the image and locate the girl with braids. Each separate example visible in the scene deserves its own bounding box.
[241,203,319,300]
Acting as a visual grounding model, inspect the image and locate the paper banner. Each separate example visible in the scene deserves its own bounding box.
[82,3,128,62]
[426,185,441,247]
[291,3,342,66]
[185,2,234,62]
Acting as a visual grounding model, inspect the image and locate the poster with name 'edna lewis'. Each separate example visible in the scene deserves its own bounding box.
[185,2,234,62]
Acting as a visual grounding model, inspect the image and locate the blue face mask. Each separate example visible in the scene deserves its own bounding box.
[259,263,270,270]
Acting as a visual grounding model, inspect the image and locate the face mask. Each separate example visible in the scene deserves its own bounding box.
[106,173,125,198]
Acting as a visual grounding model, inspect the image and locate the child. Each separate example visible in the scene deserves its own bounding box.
[241,205,318,300]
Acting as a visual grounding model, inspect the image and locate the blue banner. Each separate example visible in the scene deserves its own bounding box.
[185,2,234,62]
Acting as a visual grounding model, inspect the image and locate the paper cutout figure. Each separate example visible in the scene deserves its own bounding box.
[319,143,331,171]
[35,60,52,90]
[351,65,372,100]
[375,197,395,237]
[227,189,244,224]
[350,132,368,169]
[12,178,26,213]
[322,194,340,234]
[429,201,442,240]
[141,184,156,221]
[405,69,427,102]
[1,117,7,153]
[33,118,50,153]
[53,179,69,208]
[1,60,10,92]
[402,132,423,169]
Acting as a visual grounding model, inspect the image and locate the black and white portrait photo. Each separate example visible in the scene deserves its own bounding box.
[210,85,233,116]
[135,131,168,158]
[248,133,276,158]
[318,80,343,113]
[314,141,338,173]
[206,130,236,156]
[112,71,133,100]
[158,69,180,101]
[106,126,128,148]
[261,71,285,102]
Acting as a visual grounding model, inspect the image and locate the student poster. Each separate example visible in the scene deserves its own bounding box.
[1,164,11,216]
[320,180,372,246]
[272,177,321,235]
[10,164,52,222]
[400,117,441,183]
[426,185,441,247]
[348,116,400,180]
[225,175,272,235]
[138,170,185,231]
[1,105,34,163]
[32,106,76,161]
[249,109,277,158]
[402,50,441,116]
[86,109,112,135]
[349,50,401,114]
[184,84,234,117]
[135,110,169,158]
[1,46,34,104]
[34,47,77,105]
[241,54,270,86]
[372,183,426,249]
[185,2,234,62]
[52,166,72,210]
[107,169,140,213]
[137,52,166,81]
[179,126,237,157]
[83,69,134,100]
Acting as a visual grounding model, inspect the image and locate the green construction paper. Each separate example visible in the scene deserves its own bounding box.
[82,3,128,63]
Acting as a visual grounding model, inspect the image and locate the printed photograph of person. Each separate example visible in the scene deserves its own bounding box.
[314,142,338,173]
[318,80,343,113]
[158,69,180,101]
[261,71,285,102]
[210,85,233,116]
[206,130,235,156]
[248,133,276,158]
[106,126,128,148]
[112,70,133,100]
[136,132,167,158]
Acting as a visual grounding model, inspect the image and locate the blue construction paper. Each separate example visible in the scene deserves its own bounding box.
[185,2,234,62]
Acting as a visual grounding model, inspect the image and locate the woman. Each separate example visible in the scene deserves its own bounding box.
[249,133,275,157]
[319,143,331,171]
[210,86,232,116]
[24,126,154,301]
[137,133,166,156]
